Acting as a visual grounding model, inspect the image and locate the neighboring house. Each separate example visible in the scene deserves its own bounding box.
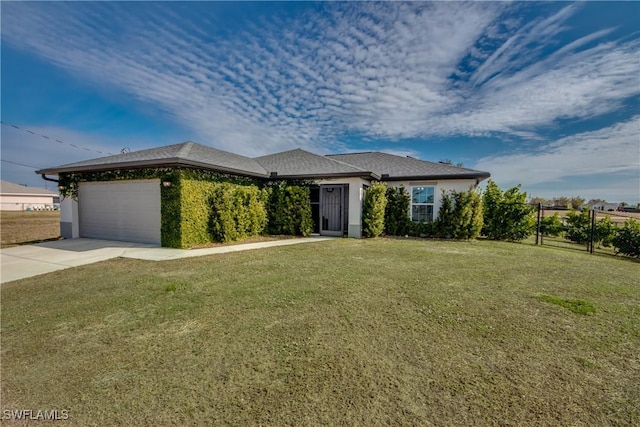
[36,141,490,246]
[0,180,58,211]
[583,201,619,212]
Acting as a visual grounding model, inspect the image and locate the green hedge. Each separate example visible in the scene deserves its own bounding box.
[540,213,564,237]
[385,186,411,236]
[61,168,315,248]
[177,179,268,247]
[613,218,640,258]
[209,183,268,243]
[482,180,535,241]
[160,171,183,248]
[437,189,483,239]
[179,178,219,247]
[266,183,313,236]
[155,169,269,248]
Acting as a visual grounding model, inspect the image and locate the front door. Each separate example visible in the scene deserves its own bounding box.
[320,185,343,236]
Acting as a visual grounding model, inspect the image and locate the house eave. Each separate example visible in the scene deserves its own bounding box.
[0,192,56,197]
[275,171,380,181]
[380,172,491,182]
[36,158,270,179]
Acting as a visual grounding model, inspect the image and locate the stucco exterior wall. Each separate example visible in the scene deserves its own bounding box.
[387,179,479,220]
[0,195,56,211]
[60,197,80,238]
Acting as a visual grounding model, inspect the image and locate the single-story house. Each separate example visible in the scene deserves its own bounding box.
[36,141,490,246]
[0,180,59,211]
[583,201,620,212]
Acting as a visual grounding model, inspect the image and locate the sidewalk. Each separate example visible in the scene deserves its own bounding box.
[0,237,335,284]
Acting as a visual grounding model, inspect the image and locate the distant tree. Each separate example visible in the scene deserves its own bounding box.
[570,197,585,210]
[587,199,607,205]
[552,197,571,209]
[530,196,550,206]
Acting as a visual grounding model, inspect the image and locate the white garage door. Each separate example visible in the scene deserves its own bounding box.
[78,179,161,245]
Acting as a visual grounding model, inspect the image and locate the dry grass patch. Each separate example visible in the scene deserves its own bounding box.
[1,239,639,425]
[0,211,60,247]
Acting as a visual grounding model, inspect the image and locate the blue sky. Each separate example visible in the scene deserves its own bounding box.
[1,1,639,202]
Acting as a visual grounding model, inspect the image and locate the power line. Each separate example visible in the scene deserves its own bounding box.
[1,121,114,155]
[1,159,42,170]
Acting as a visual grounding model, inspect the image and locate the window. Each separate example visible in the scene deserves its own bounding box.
[411,186,434,222]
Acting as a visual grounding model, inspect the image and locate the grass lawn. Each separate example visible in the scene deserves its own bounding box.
[1,239,638,425]
[0,211,60,247]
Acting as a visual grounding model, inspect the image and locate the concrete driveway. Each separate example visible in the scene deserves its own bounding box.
[0,237,334,284]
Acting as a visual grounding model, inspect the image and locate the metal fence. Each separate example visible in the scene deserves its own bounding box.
[534,204,637,255]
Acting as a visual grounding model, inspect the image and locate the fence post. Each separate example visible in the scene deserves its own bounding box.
[589,209,596,254]
[535,203,541,245]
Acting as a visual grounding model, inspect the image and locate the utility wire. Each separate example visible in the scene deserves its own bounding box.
[1,159,42,170]
[1,121,114,155]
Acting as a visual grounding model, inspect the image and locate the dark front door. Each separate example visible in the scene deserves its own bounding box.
[320,185,343,236]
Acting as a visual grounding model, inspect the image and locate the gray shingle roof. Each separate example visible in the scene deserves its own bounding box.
[36,142,269,177]
[326,152,490,180]
[255,149,375,179]
[0,180,57,195]
[35,141,489,182]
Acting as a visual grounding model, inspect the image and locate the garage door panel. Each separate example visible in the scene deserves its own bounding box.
[78,180,161,245]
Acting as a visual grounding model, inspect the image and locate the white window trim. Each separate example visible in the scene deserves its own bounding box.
[411,185,435,222]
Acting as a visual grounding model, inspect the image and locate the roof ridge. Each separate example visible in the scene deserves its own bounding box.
[177,141,194,158]
[290,148,370,173]
[326,151,374,156]
[322,154,370,173]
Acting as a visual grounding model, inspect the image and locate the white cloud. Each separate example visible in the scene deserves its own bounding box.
[473,116,640,190]
[0,2,500,150]
[1,1,638,155]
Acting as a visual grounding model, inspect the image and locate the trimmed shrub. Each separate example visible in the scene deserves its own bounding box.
[540,213,564,237]
[411,220,437,238]
[385,186,411,236]
[565,209,591,245]
[482,180,535,241]
[436,189,483,239]
[612,218,640,258]
[594,216,617,248]
[437,190,455,238]
[208,183,268,243]
[362,181,387,238]
[266,183,313,236]
[180,178,219,246]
